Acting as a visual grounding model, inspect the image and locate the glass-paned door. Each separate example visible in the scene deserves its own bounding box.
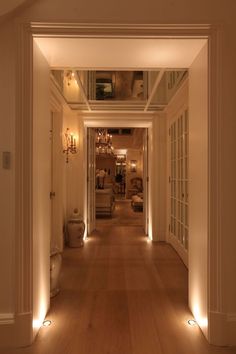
[170,110,189,255]
[87,128,96,234]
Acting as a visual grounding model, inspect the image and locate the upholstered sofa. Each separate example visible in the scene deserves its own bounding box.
[127,177,143,199]
[96,188,115,216]
[131,193,143,211]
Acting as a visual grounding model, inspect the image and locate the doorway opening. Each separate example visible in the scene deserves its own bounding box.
[15,23,222,346]
[85,121,151,238]
[94,127,146,229]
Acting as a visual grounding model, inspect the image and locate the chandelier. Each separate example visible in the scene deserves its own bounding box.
[95,129,114,155]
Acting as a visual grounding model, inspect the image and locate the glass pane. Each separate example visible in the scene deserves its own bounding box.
[185,181,188,202]
[181,158,184,178]
[180,137,183,157]
[178,201,181,220]
[171,217,174,233]
[181,203,184,223]
[185,204,188,226]
[171,198,174,214]
[181,224,184,245]
[184,133,188,156]
[180,115,183,135]
[181,181,184,200]
[178,182,181,199]
[185,157,188,179]
[184,110,188,132]
[185,228,188,250]
[178,222,181,241]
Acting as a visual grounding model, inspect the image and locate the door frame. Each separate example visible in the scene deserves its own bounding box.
[83,114,153,237]
[14,23,222,346]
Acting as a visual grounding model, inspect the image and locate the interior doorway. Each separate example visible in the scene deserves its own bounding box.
[86,123,151,238]
[94,127,146,229]
[14,23,222,346]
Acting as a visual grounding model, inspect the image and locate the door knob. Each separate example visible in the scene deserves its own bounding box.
[50,191,56,199]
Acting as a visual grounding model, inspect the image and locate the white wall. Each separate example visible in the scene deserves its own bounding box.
[63,110,84,221]
[0,21,15,316]
[188,43,208,338]
[151,114,167,242]
[219,16,236,332]
[32,41,51,336]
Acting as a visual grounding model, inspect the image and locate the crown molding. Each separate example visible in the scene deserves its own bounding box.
[30,22,213,38]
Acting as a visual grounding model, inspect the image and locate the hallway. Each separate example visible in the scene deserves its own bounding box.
[2,226,235,354]
[96,199,143,226]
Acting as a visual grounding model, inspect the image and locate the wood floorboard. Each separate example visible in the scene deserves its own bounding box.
[1,222,236,354]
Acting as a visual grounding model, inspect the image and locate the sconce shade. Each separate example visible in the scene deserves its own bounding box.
[130,160,137,172]
[63,128,78,163]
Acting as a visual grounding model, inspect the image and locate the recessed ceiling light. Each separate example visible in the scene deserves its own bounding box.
[42,320,52,327]
[188,319,197,326]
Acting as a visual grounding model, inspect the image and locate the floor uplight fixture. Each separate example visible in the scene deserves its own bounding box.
[42,320,52,327]
[188,319,197,326]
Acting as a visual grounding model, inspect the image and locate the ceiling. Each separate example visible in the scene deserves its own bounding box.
[0,0,26,16]
[34,38,207,70]
[112,128,144,150]
[36,37,206,113]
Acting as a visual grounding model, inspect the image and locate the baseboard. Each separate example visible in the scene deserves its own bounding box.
[152,230,167,242]
[0,313,14,325]
[0,312,33,348]
[209,311,236,346]
[167,232,188,267]
[226,313,236,346]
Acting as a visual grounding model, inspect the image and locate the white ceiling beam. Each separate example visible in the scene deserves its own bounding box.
[74,71,91,111]
[144,69,165,112]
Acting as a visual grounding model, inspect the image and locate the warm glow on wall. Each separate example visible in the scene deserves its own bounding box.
[33,300,49,329]
[130,160,137,172]
[193,303,208,328]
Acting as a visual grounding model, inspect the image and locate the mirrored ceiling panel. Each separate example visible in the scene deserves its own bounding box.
[51,69,187,111]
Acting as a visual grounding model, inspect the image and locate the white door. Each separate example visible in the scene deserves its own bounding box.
[87,127,96,234]
[143,128,149,235]
[50,111,64,252]
[169,109,189,266]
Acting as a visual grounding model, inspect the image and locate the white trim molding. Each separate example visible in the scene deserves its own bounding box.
[15,22,33,318]
[0,313,14,325]
[7,21,225,347]
[209,311,236,346]
[168,233,188,268]
[0,312,33,347]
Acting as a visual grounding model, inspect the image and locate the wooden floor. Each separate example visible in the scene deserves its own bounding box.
[2,225,236,354]
[96,199,143,226]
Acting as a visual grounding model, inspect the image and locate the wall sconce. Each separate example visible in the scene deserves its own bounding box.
[130,160,137,172]
[63,128,78,163]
